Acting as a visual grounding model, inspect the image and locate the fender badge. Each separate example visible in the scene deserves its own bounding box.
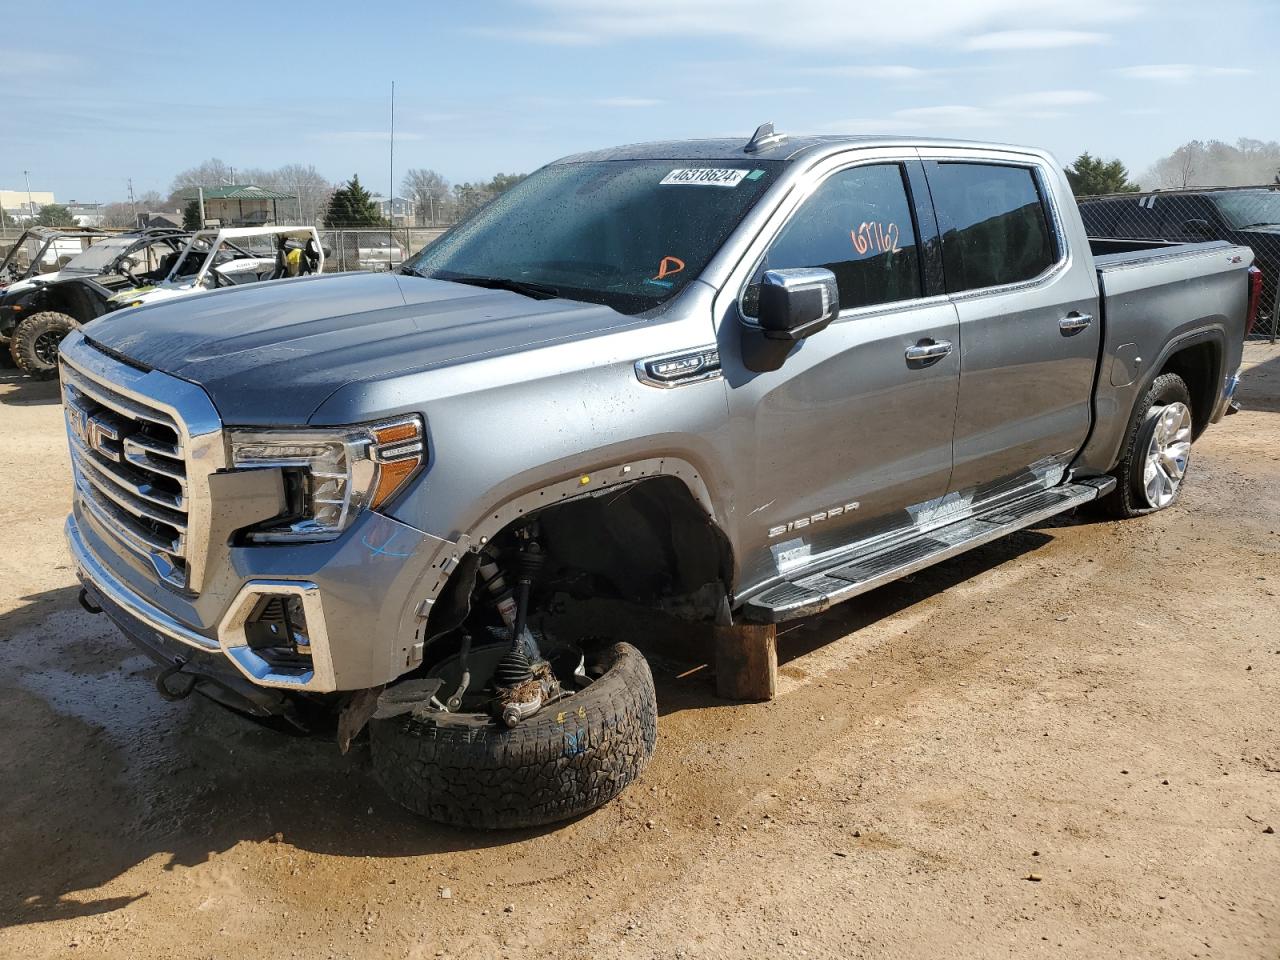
[768,502,859,538]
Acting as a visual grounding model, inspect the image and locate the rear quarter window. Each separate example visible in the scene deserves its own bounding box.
[929,163,1057,293]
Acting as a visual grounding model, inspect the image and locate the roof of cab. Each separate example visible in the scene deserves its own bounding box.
[553,134,1040,165]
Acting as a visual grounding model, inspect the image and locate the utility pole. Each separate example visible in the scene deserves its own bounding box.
[23,170,34,221]
[127,178,137,224]
[389,80,396,261]
[198,185,206,227]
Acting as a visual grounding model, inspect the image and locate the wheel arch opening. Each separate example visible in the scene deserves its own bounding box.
[422,474,734,649]
[1158,339,1220,438]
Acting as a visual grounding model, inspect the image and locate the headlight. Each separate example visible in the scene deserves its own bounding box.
[229,416,425,543]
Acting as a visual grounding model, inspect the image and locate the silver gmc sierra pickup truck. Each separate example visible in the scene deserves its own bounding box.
[61,126,1256,828]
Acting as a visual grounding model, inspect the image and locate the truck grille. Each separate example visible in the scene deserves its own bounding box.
[62,359,192,588]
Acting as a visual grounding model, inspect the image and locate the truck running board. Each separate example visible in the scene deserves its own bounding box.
[741,477,1116,624]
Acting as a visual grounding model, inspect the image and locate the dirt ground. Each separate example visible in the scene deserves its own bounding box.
[0,345,1277,960]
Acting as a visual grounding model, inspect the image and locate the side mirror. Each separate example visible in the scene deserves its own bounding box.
[753,268,839,341]
[1183,218,1215,238]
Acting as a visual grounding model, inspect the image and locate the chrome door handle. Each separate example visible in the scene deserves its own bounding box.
[905,339,953,362]
[1059,312,1093,333]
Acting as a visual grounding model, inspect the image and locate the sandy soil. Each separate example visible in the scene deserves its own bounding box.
[0,345,1277,960]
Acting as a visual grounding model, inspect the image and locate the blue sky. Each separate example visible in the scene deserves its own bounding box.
[4,0,1276,203]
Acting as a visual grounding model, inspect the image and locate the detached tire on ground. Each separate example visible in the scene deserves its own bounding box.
[1098,372,1194,519]
[11,311,77,380]
[370,642,658,829]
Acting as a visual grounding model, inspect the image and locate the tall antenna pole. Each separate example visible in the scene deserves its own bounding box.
[127,178,137,224]
[389,80,396,263]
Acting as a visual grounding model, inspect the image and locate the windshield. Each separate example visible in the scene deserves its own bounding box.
[401,159,781,313]
[62,237,137,273]
[1,236,43,278]
[1211,191,1280,229]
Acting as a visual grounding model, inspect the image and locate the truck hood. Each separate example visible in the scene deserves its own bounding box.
[81,272,646,425]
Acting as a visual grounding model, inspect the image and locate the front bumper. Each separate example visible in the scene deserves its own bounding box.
[67,505,458,694]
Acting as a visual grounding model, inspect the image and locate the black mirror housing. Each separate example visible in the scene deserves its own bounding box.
[754,268,839,341]
[1183,218,1215,238]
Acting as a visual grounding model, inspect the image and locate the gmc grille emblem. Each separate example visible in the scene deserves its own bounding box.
[66,406,122,461]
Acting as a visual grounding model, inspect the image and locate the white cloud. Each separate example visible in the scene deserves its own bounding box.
[824,104,1003,133]
[1116,64,1253,83]
[821,89,1105,136]
[963,29,1108,50]
[516,0,1139,49]
[592,97,663,108]
[800,65,934,80]
[997,89,1105,108]
[895,105,1003,127]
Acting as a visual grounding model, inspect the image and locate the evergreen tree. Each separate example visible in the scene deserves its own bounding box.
[1065,152,1140,196]
[183,199,202,230]
[323,174,386,227]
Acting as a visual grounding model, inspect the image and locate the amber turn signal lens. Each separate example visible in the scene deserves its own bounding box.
[371,457,419,508]
[374,422,419,445]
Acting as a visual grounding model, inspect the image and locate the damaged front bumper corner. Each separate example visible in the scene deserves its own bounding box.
[66,511,464,695]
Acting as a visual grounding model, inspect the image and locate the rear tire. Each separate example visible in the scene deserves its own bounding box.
[370,642,657,829]
[11,311,77,380]
[1098,373,1193,519]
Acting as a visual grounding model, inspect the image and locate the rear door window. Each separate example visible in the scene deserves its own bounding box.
[1155,195,1218,240]
[744,163,923,315]
[928,163,1057,293]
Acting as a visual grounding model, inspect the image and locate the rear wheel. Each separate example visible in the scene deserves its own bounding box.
[369,641,657,829]
[1099,373,1194,518]
[11,311,77,380]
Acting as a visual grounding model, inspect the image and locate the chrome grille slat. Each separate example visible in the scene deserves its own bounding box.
[61,333,225,593]
[72,441,188,525]
[61,350,193,589]
[75,474,182,555]
[63,373,179,433]
[123,433,183,465]
[122,446,187,488]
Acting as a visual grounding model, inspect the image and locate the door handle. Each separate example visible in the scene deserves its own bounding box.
[905,339,953,363]
[1059,312,1093,333]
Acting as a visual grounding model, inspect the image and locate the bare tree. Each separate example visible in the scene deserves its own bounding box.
[1143,138,1280,189]
[402,168,450,225]
[168,158,237,205]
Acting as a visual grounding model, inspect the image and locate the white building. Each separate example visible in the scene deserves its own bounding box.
[369,195,416,223]
[0,187,55,224]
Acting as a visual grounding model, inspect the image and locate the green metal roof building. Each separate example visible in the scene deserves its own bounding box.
[190,184,297,226]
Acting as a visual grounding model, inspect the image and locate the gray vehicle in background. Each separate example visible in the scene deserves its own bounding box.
[1079,185,1280,340]
[61,127,1256,828]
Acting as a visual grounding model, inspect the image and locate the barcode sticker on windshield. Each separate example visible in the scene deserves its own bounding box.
[660,168,749,187]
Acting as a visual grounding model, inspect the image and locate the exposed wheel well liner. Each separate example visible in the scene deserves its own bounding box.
[1157,339,1219,438]
[422,475,734,644]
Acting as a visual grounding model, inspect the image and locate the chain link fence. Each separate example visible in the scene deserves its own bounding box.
[1078,185,1280,341]
[318,227,448,273]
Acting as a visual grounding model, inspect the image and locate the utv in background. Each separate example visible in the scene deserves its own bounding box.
[104,226,325,312]
[1,228,191,379]
[0,226,123,291]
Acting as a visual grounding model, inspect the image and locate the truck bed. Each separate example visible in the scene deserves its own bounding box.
[1073,236,1251,475]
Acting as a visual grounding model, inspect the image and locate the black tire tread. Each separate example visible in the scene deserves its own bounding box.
[11,310,77,380]
[1098,372,1192,519]
[370,642,657,829]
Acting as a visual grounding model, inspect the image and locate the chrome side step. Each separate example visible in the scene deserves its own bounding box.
[741,477,1115,624]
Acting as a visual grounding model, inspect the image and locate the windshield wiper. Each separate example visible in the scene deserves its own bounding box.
[1237,222,1280,229]
[433,272,561,300]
